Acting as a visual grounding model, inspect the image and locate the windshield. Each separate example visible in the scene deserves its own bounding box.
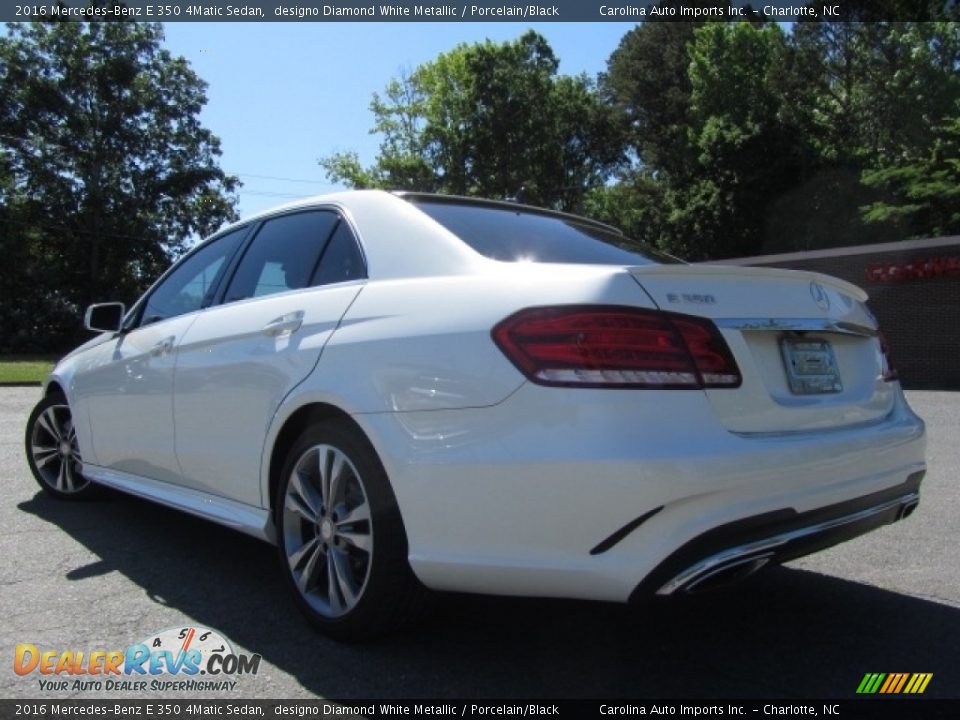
[409,199,679,266]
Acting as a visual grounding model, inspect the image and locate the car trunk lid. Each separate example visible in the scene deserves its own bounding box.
[628,264,896,433]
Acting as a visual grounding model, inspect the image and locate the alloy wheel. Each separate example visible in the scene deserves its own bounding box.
[29,402,88,494]
[281,443,373,618]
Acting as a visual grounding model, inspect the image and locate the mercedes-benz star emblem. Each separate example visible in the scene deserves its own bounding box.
[809,281,831,311]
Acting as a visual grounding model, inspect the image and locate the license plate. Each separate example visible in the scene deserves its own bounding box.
[780,337,843,394]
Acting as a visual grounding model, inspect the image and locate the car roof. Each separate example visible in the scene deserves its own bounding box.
[224,189,622,235]
[216,189,486,280]
[214,189,628,281]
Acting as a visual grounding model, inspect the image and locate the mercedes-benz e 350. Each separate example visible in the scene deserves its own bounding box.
[26,191,926,639]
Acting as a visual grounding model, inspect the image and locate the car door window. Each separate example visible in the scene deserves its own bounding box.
[224,211,339,303]
[310,221,366,287]
[140,228,246,326]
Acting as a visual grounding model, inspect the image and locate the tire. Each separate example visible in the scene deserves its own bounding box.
[275,419,428,641]
[25,392,97,500]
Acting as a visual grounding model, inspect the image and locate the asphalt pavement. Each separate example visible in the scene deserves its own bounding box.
[1,387,958,700]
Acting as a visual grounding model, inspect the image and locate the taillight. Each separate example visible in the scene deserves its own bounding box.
[491,305,741,389]
[879,331,898,382]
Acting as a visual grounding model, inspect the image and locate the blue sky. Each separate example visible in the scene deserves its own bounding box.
[161,22,637,218]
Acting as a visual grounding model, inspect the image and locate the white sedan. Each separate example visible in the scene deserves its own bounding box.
[25,191,926,640]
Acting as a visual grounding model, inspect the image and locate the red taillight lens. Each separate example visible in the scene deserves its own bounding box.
[492,305,741,389]
[879,331,898,382]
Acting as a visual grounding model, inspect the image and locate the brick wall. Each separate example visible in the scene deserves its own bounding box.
[716,237,960,390]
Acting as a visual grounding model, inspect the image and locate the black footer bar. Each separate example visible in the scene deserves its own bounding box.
[2,698,959,720]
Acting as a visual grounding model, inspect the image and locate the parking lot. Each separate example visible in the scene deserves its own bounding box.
[2,387,958,700]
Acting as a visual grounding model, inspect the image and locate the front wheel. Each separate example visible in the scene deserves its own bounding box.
[276,419,427,641]
[25,392,96,499]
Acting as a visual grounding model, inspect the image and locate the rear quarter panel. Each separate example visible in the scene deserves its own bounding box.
[258,264,659,503]
[293,265,659,413]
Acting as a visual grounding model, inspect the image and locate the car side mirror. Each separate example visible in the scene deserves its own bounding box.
[84,302,126,333]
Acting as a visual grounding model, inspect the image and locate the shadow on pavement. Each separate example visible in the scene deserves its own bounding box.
[18,490,960,699]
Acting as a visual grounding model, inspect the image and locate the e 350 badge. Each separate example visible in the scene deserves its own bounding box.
[14,626,261,693]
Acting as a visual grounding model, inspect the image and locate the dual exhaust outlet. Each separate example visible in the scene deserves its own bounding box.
[657,492,921,596]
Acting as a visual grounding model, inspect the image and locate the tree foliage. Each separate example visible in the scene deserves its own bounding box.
[855,23,960,236]
[321,31,623,211]
[582,171,666,250]
[671,22,800,259]
[862,109,960,236]
[598,16,960,259]
[7,19,959,353]
[601,18,699,181]
[0,21,238,352]
[322,18,959,260]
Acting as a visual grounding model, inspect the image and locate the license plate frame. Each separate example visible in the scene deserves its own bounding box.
[779,336,843,395]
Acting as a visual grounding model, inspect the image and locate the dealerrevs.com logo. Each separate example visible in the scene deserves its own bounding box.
[14,626,261,692]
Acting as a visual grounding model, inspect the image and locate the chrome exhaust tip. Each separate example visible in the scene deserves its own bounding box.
[681,554,773,594]
[652,490,922,598]
[897,499,920,521]
[659,552,775,596]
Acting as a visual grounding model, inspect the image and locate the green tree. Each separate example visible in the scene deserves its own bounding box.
[321,31,622,212]
[600,15,699,181]
[666,22,801,259]
[0,21,238,352]
[771,20,960,248]
[594,10,701,254]
[599,14,960,258]
[856,22,960,237]
[759,21,881,252]
[862,109,960,236]
[582,173,667,251]
[598,16,806,258]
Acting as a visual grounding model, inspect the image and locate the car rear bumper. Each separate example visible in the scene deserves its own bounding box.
[634,470,923,599]
[354,383,926,602]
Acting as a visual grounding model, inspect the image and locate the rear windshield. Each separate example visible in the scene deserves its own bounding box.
[409,199,676,266]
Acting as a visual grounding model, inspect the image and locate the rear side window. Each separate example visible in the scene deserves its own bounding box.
[310,222,366,287]
[410,199,673,266]
[224,211,339,303]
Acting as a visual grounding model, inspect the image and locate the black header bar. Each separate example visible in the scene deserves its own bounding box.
[4,1,958,23]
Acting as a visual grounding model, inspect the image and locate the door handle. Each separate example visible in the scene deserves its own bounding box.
[262,311,304,337]
[151,336,175,356]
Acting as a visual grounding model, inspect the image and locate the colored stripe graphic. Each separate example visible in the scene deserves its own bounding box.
[892,673,909,693]
[857,672,932,694]
[856,673,885,694]
[914,673,933,694]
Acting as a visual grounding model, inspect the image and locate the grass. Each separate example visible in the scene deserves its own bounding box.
[0,355,58,384]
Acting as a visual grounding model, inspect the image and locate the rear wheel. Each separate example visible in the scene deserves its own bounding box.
[276,419,427,641]
[25,392,95,499]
